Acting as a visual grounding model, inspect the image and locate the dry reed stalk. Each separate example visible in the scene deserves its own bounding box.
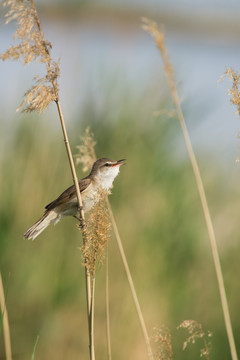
[142,18,238,360]
[105,244,112,360]
[76,128,155,360]
[0,273,12,360]
[106,200,155,360]
[1,1,94,358]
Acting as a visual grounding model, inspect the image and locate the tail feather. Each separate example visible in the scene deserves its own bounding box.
[23,211,59,240]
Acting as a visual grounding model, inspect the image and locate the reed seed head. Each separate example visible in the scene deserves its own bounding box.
[81,190,111,276]
[178,320,212,359]
[142,17,175,94]
[153,326,173,360]
[76,128,111,275]
[224,67,240,118]
[1,0,60,113]
[75,127,97,173]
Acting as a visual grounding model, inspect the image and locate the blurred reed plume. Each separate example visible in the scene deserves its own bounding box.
[1,0,59,113]
[223,68,240,118]
[178,320,212,360]
[153,326,173,360]
[76,127,97,172]
[142,17,238,360]
[141,18,174,96]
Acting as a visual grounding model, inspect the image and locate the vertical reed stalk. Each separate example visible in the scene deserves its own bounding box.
[143,18,238,360]
[0,273,12,360]
[105,245,112,360]
[55,100,93,357]
[90,277,96,360]
[106,199,155,360]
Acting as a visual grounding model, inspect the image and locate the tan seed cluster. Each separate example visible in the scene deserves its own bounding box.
[1,0,60,113]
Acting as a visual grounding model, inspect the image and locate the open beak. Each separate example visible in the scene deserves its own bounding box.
[112,159,126,167]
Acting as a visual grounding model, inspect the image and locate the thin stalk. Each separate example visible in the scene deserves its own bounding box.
[172,90,238,360]
[106,199,154,360]
[55,100,94,358]
[105,244,112,360]
[90,277,96,360]
[144,21,238,360]
[0,273,12,360]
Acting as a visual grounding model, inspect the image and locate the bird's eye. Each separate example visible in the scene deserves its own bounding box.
[105,163,111,167]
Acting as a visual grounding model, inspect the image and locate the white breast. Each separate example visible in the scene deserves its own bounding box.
[96,166,120,190]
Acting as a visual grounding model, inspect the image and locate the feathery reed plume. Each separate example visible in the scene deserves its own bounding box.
[76,127,97,171]
[153,326,173,360]
[178,320,212,360]
[76,128,155,360]
[142,17,238,360]
[82,190,111,276]
[81,187,111,356]
[1,0,59,113]
[223,68,240,118]
[1,1,94,358]
[0,273,12,360]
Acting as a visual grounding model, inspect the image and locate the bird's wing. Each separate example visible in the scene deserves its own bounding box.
[45,178,91,211]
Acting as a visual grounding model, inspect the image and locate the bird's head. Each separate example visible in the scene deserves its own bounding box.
[90,158,126,190]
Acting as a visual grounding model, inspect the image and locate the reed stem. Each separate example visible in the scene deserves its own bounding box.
[105,245,112,360]
[55,99,94,359]
[0,273,12,360]
[106,199,154,360]
[89,276,96,360]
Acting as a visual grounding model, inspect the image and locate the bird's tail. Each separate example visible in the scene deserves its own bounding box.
[23,210,59,240]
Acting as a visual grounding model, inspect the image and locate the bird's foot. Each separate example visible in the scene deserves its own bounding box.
[78,221,87,231]
[74,215,87,231]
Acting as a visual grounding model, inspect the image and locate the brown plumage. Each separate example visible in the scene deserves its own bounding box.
[23,158,126,240]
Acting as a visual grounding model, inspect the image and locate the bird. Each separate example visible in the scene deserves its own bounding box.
[23,157,126,240]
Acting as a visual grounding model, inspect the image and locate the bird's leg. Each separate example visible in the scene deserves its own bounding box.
[74,206,87,231]
[73,205,84,221]
[74,215,81,221]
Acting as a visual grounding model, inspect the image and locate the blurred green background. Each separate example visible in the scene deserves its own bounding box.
[1,1,240,359]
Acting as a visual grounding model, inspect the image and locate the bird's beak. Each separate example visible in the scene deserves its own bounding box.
[112,159,126,167]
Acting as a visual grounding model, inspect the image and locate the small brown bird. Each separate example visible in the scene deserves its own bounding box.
[24,158,126,240]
